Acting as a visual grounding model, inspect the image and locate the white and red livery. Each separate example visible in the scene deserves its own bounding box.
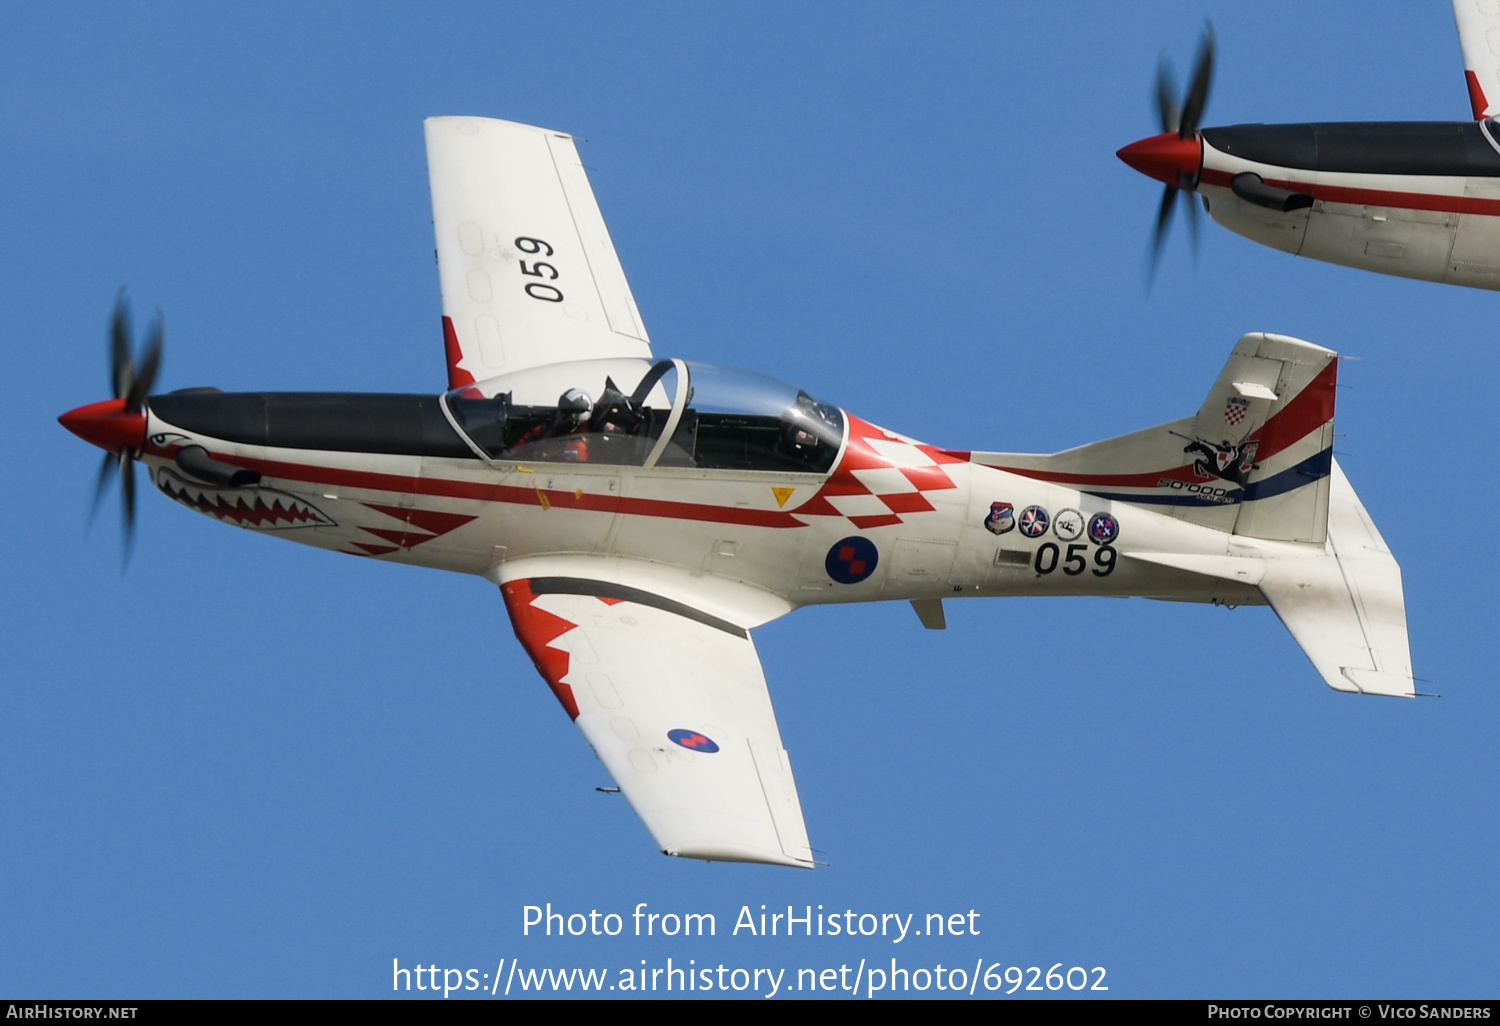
[61,117,1416,869]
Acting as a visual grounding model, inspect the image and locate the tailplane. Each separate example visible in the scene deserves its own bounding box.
[973,332,1413,697]
[1258,459,1414,697]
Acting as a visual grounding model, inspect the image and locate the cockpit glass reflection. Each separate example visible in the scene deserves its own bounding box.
[442,359,843,473]
[444,359,678,465]
[666,363,842,473]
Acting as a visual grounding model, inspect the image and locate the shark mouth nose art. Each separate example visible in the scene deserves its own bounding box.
[155,467,334,530]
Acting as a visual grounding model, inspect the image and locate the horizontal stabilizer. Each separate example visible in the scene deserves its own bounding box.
[1257,460,1413,697]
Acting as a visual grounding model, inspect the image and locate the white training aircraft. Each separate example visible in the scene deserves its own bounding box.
[1120,1,1500,290]
[62,117,1416,869]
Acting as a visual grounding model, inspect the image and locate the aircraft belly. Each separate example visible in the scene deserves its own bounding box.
[498,464,619,557]
[143,416,606,574]
[953,462,1282,606]
[1446,177,1500,287]
[878,538,959,597]
[1204,186,1309,254]
[146,451,353,556]
[976,548,1263,605]
[604,470,817,597]
[1300,200,1456,283]
[1200,144,1467,280]
[1199,143,1316,255]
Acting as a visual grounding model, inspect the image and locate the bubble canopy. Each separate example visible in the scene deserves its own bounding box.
[441,358,844,473]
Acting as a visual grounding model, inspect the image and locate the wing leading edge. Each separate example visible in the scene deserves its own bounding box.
[500,575,814,868]
[424,116,652,388]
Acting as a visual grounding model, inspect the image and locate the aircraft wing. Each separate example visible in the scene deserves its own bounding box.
[499,572,814,868]
[1454,0,1500,119]
[424,117,652,387]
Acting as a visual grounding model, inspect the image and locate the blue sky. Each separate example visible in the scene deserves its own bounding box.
[2,1,1495,999]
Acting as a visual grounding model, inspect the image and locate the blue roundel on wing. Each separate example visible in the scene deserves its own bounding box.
[668,729,720,753]
[825,536,879,584]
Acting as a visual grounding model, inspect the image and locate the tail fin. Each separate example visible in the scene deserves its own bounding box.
[973,332,1336,543]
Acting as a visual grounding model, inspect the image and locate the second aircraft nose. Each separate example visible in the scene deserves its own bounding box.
[1116,132,1204,189]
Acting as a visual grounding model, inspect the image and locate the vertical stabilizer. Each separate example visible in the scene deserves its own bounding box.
[969,333,1336,542]
[1228,337,1336,545]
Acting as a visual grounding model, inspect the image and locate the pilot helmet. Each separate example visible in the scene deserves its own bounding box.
[558,388,594,424]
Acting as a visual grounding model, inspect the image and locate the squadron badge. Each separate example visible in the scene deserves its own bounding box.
[1018,506,1049,538]
[984,502,1015,535]
[1087,512,1120,545]
[1053,508,1085,541]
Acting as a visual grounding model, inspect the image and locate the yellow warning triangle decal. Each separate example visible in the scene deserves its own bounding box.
[772,487,795,508]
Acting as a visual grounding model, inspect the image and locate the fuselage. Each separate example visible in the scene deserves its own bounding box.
[1121,120,1500,288]
[128,380,1266,615]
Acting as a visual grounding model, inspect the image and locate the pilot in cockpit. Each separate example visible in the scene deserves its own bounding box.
[518,388,594,461]
[588,376,639,438]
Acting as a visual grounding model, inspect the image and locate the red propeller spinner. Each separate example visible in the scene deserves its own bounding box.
[58,397,147,455]
[1116,132,1204,190]
[61,293,163,548]
[1121,23,1215,273]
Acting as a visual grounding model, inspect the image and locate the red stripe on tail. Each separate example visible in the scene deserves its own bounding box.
[1246,358,1337,461]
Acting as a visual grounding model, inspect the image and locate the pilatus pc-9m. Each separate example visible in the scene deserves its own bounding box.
[62,117,1415,867]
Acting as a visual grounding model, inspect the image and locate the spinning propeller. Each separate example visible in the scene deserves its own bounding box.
[59,293,163,555]
[1117,24,1215,277]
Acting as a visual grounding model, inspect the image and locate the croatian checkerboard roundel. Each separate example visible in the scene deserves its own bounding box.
[825,536,879,584]
[668,729,720,753]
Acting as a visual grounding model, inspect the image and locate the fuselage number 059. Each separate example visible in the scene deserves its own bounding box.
[516,237,564,302]
[1034,542,1116,577]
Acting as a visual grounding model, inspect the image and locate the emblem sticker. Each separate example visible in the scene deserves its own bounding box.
[1018,506,1049,538]
[825,536,879,584]
[1087,512,1120,545]
[984,502,1015,536]
[1224,396,1250,426]
[1184,437,1259,487]
[668,729,720,753]
[1053,508,1085,541]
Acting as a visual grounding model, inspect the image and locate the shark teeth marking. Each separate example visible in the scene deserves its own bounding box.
[155,468,334,529]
